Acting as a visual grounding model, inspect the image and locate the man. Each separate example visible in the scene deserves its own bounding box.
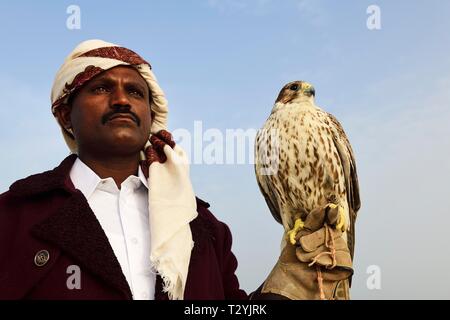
[0,39,247,300]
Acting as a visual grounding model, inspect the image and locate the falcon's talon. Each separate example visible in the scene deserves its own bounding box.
[327,203,338,210]
[288,218,305,245]
[335,206,347,232]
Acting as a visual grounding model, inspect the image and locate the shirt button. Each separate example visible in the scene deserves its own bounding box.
[141,292,148,299]
[131,237,138,244]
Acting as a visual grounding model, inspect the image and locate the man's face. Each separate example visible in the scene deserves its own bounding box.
[58,66,152,157]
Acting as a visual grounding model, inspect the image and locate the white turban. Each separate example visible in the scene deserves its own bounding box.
[51,40,197,300]
[51,39,168,153]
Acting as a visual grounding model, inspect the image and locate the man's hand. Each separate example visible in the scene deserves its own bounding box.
[140,130,176,176]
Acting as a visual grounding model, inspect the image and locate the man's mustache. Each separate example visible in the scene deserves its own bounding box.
[101,110,141,126]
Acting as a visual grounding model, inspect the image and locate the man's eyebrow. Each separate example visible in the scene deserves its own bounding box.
[125,80,148,91]
[88,76,148,92]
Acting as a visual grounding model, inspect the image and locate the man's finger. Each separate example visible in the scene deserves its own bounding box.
[155,130,176,148]
[150,135,167,153]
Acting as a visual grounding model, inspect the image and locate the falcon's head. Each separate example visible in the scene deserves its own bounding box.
[275,81,315,104]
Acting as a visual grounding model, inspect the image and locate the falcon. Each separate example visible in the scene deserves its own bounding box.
[254,81,361,258]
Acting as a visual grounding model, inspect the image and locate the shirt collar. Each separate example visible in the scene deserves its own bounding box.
[69,157,148,200]
[137,164,149,189]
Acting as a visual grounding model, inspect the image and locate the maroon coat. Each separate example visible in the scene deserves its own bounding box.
[0,154,248,300]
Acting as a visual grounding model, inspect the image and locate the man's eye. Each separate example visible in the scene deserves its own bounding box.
[93,86,109,93]
[129,89,144,97]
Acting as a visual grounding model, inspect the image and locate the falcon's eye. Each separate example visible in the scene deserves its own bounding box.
[289,84,299,91]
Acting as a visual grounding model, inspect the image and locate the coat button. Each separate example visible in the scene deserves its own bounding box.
[34,250,50,267]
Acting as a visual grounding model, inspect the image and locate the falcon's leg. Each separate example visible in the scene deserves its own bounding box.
[327,203,347,232]
[287,218,305,245]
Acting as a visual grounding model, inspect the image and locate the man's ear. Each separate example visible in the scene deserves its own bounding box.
[151,110,156,123]
[54,103,74,138]
[150,110,156,130]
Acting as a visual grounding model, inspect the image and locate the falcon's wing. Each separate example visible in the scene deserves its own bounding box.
[255,165,282,224]
[254,130,282,225]
[327,113,361,259]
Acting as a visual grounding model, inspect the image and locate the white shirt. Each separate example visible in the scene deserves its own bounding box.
[69,158,155,300]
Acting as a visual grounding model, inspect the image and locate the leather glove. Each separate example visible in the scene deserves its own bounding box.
[260,204,353,300]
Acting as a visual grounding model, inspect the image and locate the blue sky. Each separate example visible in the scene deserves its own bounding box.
[1,1,450,298]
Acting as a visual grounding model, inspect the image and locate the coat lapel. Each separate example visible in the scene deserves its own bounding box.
[11,154,132,299]
[31,192,132,299]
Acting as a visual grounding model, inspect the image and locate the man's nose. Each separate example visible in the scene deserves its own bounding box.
[110,86,131,108]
